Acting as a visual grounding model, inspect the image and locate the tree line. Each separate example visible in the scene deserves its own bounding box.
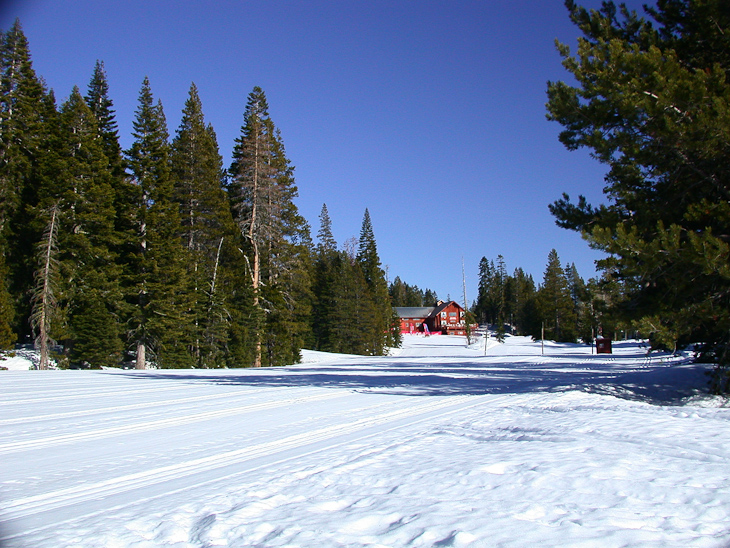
[473,251,623,344]
[0,20,396,369]
[388,277,438,308]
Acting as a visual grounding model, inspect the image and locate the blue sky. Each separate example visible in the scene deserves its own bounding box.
[1,0,649,302]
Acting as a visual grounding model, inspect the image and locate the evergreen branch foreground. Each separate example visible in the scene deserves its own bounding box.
[546,0,730,393]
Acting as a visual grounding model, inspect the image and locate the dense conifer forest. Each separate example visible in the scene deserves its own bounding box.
[0,20,398,368]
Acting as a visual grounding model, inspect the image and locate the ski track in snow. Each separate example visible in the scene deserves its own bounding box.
[0,390,346,454]
[0,394,480,521]
[1,335,729,548]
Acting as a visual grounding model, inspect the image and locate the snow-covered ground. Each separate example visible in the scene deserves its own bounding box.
[1,335,728,547]
[0,349,44,371]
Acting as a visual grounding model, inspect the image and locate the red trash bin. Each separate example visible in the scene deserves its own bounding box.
[596,338,612,354]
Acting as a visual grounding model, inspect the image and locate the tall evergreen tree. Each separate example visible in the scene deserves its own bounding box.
[424,288,438,306]
[565,262,591,342]
[0,20,47,244]
[494,255,507,340]
[388,277,435,307]
[0,19,55,341]
[547,1,730,390]
[356,209,399,353]
[84,60,123,179]
[475,257,499,326]
[54,87,122,367]
[170,83,237,367]
[311,204,338,351]
[510,267,537,336]
[260,127,312,366]
[311,207,401,355]
[536,249,577,343]
[317,203,337,253]
[229,86,310,366]
[124,77,192,368]
[328,247,374,355]
[389,276,408,308]
[229,87,273,366]
[84,61,137,270]
[475,256,537,338]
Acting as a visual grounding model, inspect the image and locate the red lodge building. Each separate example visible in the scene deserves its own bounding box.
[395,301,473,336]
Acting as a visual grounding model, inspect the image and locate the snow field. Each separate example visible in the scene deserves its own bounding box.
[1,335,728,547]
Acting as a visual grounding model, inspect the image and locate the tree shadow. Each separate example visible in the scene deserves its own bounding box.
[115,353,712,406]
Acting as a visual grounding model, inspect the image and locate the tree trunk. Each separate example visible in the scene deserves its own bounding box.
[135,341,146,370]
[250,137,262,367]
[34,205,59,371]
[136,211,147,370]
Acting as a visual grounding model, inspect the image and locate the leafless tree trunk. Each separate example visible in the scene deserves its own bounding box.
[31,204,59,370]
[250,136,262,367]
[136,192,148,370]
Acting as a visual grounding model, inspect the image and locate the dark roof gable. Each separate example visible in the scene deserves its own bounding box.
[430,300,464,317]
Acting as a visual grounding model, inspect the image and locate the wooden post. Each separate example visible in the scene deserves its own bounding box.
[541,322,545,356]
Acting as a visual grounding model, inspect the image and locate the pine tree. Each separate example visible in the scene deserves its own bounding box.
[328,248,373,355]
[311,208,398,356]
[0,19,47,244]
[536,249,577,343]
[124,78,192,368]
[389,279,436,307]
[172,84,231,255]
[311,204,338,351]
[585,271,625,340]
[229,87,273,366]
[55,87,122,367]
[356,209,398,353]
[260,127,312,366]
[565,263,591,342]
[510,267,537,336]
[388,276,408,307]
[424,289,438,306]
[85,60,137,268]
[84,60,124,179]
[229,86,311,366]
[171,83,236,367]
[0,19,55,342]
[495,255,507,340]
[475,257,498,326]
[547,1,730,389]
[317,203,337,253]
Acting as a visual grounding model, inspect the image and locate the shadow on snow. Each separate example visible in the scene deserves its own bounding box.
[114,351,712,406]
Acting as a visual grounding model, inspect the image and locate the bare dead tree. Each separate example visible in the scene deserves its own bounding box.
[30,203,60,370]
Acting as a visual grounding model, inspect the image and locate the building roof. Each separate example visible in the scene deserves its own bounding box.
[395,301,464,319]
[395,307,435,319]
[431,300,464,316]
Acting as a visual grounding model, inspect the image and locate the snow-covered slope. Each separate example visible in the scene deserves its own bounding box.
[1,335,728,547]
